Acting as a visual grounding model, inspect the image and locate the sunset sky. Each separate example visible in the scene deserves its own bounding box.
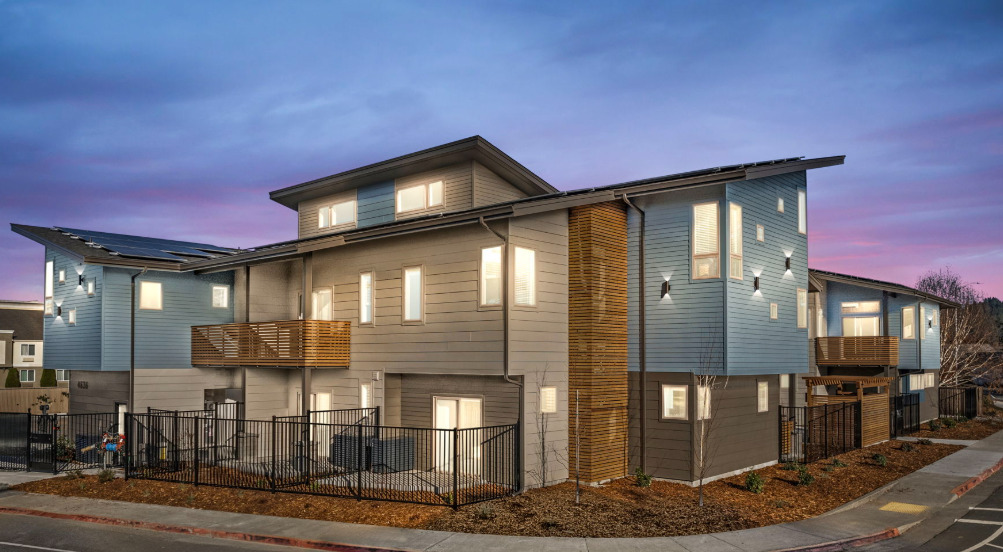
[1,1,1001,300]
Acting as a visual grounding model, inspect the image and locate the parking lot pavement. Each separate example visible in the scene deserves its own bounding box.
[921,485,1003,551]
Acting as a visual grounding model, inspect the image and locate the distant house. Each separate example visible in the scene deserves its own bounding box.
[0,300,48,387]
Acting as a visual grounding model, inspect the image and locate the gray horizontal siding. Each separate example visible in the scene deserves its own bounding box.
[44,249,102,371]
[394,163,472,220]
[298,189,358,239]
[473,161,527,207]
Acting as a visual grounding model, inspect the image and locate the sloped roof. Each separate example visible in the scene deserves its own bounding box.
[809,269,960,308]
[0,302,43,340]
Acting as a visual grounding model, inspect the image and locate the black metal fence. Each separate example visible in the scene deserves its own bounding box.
[779,403,860,464]
[940,386,980,419]
[125,412,519,507]
[0,411,121,473]
[149,402,244,420]
[891,393,921,437]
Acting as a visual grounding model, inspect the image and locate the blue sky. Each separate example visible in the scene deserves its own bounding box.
[1,0,1001,299]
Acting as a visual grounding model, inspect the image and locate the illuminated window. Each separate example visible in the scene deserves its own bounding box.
[58,269,65,284]
[540,386,557,414]
[780,374,790,389]
[396,181,443,213]
[729,203,742,280]
[312,288,333,321]
[841,301,880,314]
[68,309,76,325]
[661,385,687,420]
[360,382,372,409]
[44,261,53,316]
[481,246,502,306]
[318,200,356,228]
[770,303,778,320]
[139,281,162,310]
[212,286,229,309]
[403,266,422,322]
[514,247,536,306]
[359,272,374,325]
[86,279,95,296]
[843,317,879,337]
[797,289,808,329]
[757,381,769,413]
[777,197,785,213]
[798,190,807,234]
[756,224,765,242]
[692,202,720,279]
[902,306,916,339]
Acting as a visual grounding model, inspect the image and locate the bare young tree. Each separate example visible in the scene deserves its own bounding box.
[693,334,726,507]
[528,364,569,489]
[916,267,1003,386]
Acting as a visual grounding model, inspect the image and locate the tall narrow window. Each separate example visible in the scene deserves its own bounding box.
[797,189,807,234]
[757,381,769,413]
[729,203,743,280]
[58,269,65,284]
[481,246,502,306]
[756,224,765,242]
[777,197,785,213]
[86,279,95,296]
[932,309,939,327]
[139,281,162,310]
[661,385,688,420]
[318,206,331,228]
[44,261,54,316]
[780,374,790,390]
[902,306,916,339]
[770,303,778,320]
[403,266,422,322]
[359,272,374,325]
[920,306,927,340]
[312,288,333,321]
[514,247,536,306]
[540,386,557,414]
[696,385,712,420]
[68,309,77,325]
[797,288,808,329]
[212,285,229,309]
[360,382,372,409]
[428,180,443,207]
[692,202,720,279]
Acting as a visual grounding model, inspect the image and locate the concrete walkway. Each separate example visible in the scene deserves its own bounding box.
[0,434,1002,552]
[897,436,979,446]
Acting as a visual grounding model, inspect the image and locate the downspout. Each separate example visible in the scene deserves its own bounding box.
[621,194,647,474]
[129,268,148,413]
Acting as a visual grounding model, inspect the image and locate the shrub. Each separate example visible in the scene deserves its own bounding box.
[477,504,495,520]
[797,465,815,486]
[901,442,915,452]
[62,470,83,480]
[4,369,20,389]
[541,519,560,530]
[97,469,115,483]
[634,467,652,488]
[943,417,958,428]
[772,499,790,508]
[872,454,888,467]
[918,438,933,445]
[929,419,942,431]
[745,471,765,494]
[958,416,969,423]
[782,462,801,471]
[832,458,848,468]
[39,369,57,388]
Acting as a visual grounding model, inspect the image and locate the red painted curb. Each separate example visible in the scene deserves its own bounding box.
[951,456,1003,498]
[774,527,900,552]
[0,506,411,552]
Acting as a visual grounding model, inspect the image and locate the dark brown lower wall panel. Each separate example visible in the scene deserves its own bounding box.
[68,370,129,415]
[398,374,519,427]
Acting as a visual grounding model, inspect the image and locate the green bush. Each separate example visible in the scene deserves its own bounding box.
[4,369,20,389]
[918,438,933,445]
[39,369,56,388]
[745,471,765,494]
[634,467,653,488]
[929,419,942,431]
[97,469,115,483]
[831,458,848,468]
[477,504,495,520]
[797,465,815,486]
[943,417,958,428]
[873,453,888,467]
[782,462,802,471]
[901,442,915,452]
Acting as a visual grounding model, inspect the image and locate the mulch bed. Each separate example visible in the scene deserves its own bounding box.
[911,413,1003,441]
[13,439,961,538]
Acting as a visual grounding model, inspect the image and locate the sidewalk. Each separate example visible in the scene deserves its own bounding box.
[1,433,1003,552]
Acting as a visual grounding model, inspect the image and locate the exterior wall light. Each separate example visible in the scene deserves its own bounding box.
[661,280,671,298]
[56,306,62,317]
[79,275,86,286]
[754,276,760,291]
[785,256,791,271]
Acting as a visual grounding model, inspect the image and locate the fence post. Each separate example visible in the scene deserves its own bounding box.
[356,423,363,501]
[778,407,783,462]
[270,416,277,493]
[124,413,131,481]
[212,410,219,467]
[51,415,58,475]
[452,428,459,510]
[172,411,180,473]
[193,416,200,487]
[24,411,31,472]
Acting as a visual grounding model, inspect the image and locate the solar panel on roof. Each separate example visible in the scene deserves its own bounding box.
[101,245,188,261]
[55,226,236,262]
[58,227,235,253]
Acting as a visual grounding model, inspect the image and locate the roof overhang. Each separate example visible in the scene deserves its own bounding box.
[11,224,185,271]
[809,268,960,308]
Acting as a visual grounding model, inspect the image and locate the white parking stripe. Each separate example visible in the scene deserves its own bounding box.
[957,519,1003,525]
[971,507,1003,512]
[0,543,78,552]
[985,543,1003,550]
[960,524,1003,552]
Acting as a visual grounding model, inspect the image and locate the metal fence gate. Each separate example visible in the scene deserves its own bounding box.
[891,393,920,438]
[0,411,120,473]
[779,402,860,464]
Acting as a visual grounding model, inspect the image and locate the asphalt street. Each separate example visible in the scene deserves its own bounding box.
[921,483,1003,552]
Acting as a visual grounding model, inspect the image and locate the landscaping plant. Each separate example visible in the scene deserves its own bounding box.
[943,417,957,428]
[782,462,801,471]
[797,465,814,486]
[745,471,765,494]
[477,504,495,520]
[4,369,20,388]
[634,467,652,488]
[929,419,942,431]
[39,369,57,388]
[918,438,934,445]
[872,453,888,467]
[97,469,115,483]
[901,442,915,452]
[831,458,848,468]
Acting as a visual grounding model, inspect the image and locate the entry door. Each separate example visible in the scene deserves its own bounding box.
[433,397,482,474]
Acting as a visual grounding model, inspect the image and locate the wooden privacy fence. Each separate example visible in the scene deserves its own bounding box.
[0,388,68,414]
[805,376,891,447]
[939,386,981,419]
[192,320,351,368]
[815,336,899,367]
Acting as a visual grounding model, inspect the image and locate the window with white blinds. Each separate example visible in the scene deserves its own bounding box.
[797,288,808,328]
[692,202,720,279]
[312,288,333,321]
[359,272,373,325]
[661,385,688,419]
[403,266,422,322]
[798,189,807,234]
[757,381,769,413]
[514,247,536,306]
[44,261,53,316]
[481,246,502,306]
[540,386,557,414]
[902,306,915,339]
[729,203,743,280]
[842,316,879,337]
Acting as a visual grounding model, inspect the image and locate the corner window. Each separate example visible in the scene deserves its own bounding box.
[797,189,807,234]
[696,385,712,420]
[68,309,76,325]
[56,369,69,382]
[514,247,536,306]
[44,261,54,316]
[139,281,163,310]
[540,386,557,414]
[318,206,330,228]
[728,203,742,280]
[58,269,65,284]
[481,246,503,306]
[396,180,443,213]
[797,288,808,329]
[757,381,769,413]
[902,306,916,340]
[777,197,785,213]
[403,266,423,322]
[212,285,229,309]
[359,272,374,325]
[312,288,333,321]
[692,202,720,280]
[86,279,95,296]
[780,374,790,390]
[20,369,34,383]
[756,224,765,242]
[360,382,372,409]
[661,385,688,420]
[770,303,778,320]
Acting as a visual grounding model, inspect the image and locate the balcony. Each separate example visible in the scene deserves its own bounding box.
[815,336,899,367]
[192,320,351,368]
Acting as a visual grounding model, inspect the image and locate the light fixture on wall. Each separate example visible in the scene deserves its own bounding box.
[754,276,760,292]
[928,320,933,329]
[79,275,85,287]
[56,306,62,317]
[661,280,671,298]
[785,256,791,271]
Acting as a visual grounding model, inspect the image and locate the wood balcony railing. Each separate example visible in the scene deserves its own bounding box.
[192,320,350,368]
[815,336,899,367]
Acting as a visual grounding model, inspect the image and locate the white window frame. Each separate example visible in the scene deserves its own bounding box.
[403,266,423,323]
[20,344,35,357]
[396,180,444,214]
[86,279,95,296]
[360,382,372,409]
[480,246,503,307]
[514,246,536,307]
[777,197,785,213]
[770,303,778,320]
[797,288,808,329]
[56,369,69,382]
[58,269,65,284]
[841,301,880,314]
[797,189,807,234]
[68,308,76,325]
[212,285,230,309]
[757,381,769,413]
[661,384,688,420]
[312,287,333,321]
[540,386,557,414]
[692,202,720,280]
[924,372,935,388]
[780,374,790,390]
[902,306,916,340]
[139,281,163,310]
[728,203,742,280]
[20,369,35,383]
[359,272,374,325]
[44,261,54,316]
[330,200,357,226]
[756,224,765,242]
[696,385,712,420]
[318,206,331,228]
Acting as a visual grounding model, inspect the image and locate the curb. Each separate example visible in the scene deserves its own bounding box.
[773,527,900,552]
[950,456,1003,499]
[0,506,411,552]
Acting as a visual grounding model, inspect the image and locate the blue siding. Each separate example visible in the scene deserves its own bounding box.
[44,249,102,371]
[725,172,809,375]
[825,282,884,337]
[888,294,920,371]
[357,180,395,228]
[920,301,941,370]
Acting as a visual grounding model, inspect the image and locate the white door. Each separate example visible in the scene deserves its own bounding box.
[433,397,482,474]
[311,392,332,443]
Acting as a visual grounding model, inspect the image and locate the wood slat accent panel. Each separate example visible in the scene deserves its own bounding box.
[815,337,900,366]
[811,394,890,446]
[192,320,350,368]
[0,387,69,414]
[568,202,628,483]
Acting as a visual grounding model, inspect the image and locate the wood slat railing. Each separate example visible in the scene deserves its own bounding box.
[814,336,899,366]
[192,320,350,368]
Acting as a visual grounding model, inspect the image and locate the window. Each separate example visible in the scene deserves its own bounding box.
[481,246,502,306]
[21,344,35,357]
[403,266,422,322]
[86,279,95,296]
[842,317,880,337]
[932,309,939,327]
[312,288,333,321]
[661,385,687,420]
[44,261,53,316]
[540,386,557,414]
[360,382,372,409]
[318,206,330,228]
[696,385,712,420]
[20,369,34,383]
[212,285,229,309]
[920,307,927,340]
[396,181,443,213]
[777,197,785,213]
[757,381,769,413]
[925,372,935,388]
[780,374,790,390]
[68,309,76,325]
[908,373,934,390]
[756,224,765,242]
[797,288,808,329]
[139,281,162,310]
[770,303,778,320]
[797,190,807,234]
[729,203,742,280]
[841,301,880,314]
[902,306,916,339]
[692,202,720,279]
[359,272,374,325]
[332,200,356,226]
[428,180,443,207]
[56,370,69,382]
[58,269,65,284]
[514,247,536,307]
